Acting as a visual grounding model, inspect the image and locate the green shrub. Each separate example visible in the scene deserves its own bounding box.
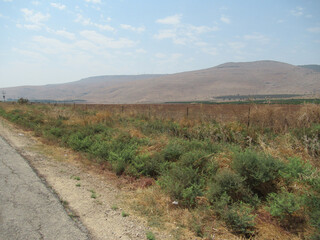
[305,193,320,232]
[110,153,127,175]
[132,154,163,177]
[162,141,184,161]
[179,150,207,168]
[89,140,110,160]
[67,132,93,151]
[220,202,256,236]
[232,149,284,196]
[158,164,203,207]
[266,190,303,224]
[207,169,245,203]
[280,157,313,181]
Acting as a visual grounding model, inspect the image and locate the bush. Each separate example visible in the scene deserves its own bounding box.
[158,164,203,207]
[132,154,163,177]
[232,149,284,196]
[223,202,256,236]
[280,157,313,181]
[162,141,184,161]
[266,190,303,225]
[18,97,29,104]
[67,133,93,151]
[305,193,320,233]
[207,169,245,203]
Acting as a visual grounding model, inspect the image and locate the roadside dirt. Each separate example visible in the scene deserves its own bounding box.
[0,117,171,240]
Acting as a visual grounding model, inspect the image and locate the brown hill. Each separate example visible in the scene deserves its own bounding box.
[3,61,320,103]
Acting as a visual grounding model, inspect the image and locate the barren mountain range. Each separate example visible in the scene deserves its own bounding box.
[3,60,320,103]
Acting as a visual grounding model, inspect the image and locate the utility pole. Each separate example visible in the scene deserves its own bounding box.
[2,90,5,102]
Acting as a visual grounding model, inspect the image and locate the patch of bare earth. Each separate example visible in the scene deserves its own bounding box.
[0,117,171,240]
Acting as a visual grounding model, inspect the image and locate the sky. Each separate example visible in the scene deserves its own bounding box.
[0,0,320,88]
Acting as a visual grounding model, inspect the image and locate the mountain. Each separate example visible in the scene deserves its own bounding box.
[2,61,320,103]
[298,65,320,73]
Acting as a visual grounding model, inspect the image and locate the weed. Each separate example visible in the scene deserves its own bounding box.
[121,211,129,217]
[146,231,156,240]
[71,176,81,181]
[111,204,118,210]
[90,190,97,199]
[76,183,81,187]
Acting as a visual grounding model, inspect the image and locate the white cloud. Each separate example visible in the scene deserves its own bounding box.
[75,14,92,26]
[120,24,145,33]
[307,27,320,33]
[48,28,75,40]
[16,23,41,30]
[85,0,101,3]
[136,48,147,54]
[32,1,40,6]
[154,22,218,45]
[202,47,217,56]
[80,30,136,48]
[20,8,50,29]
[32,35,72,55]
[220,15,231,24]
[156,14,182,25]
[75,14,114,31]
[291,7,303,17]
[155,53,166,58]
[95,23,114,31]
[50,3,66,10]
[228,41,246,50]
[12,48,46,61]
[244,33,269,44]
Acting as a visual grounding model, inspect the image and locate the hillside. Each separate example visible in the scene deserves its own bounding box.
[299,64,320,72]
[2,61,320,103]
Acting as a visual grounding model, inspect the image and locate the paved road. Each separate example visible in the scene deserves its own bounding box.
[0,136,90,240]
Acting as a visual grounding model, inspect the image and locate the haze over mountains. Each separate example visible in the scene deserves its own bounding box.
[3,60,320,103]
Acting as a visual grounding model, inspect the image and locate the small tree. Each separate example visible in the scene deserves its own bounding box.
[18,97,29,104]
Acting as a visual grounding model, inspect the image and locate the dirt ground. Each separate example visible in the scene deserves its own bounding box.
[0,117,172,240]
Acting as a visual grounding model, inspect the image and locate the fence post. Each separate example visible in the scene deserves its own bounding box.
[186,107,189,118]
[247,106,251,128]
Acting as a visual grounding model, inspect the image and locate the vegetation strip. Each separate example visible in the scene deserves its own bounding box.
[0,102,319,239]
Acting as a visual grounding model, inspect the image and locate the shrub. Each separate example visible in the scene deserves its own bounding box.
[67,133,93,151]
[305,193,320,233]
[266,190,303,225]
[207,169,245,203]
[223,202,256,236]
[18,97,29,104]
[89,140,110,160]
[158,164,203,207]
[232,149,284,196]
[179,150,207,168]
[110,153,127,175]
[280,157,313,181]
[132,154,163,177]
[162,141,184,161]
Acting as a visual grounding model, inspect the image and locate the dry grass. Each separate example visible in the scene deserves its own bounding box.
[1,102,319,239]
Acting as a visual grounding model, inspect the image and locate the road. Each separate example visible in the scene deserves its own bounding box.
[0,136,90,240]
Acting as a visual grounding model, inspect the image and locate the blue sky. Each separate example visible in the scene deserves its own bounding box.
[0,0,319,87]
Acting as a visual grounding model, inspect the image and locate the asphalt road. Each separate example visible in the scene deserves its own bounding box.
[0,136,90,240]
